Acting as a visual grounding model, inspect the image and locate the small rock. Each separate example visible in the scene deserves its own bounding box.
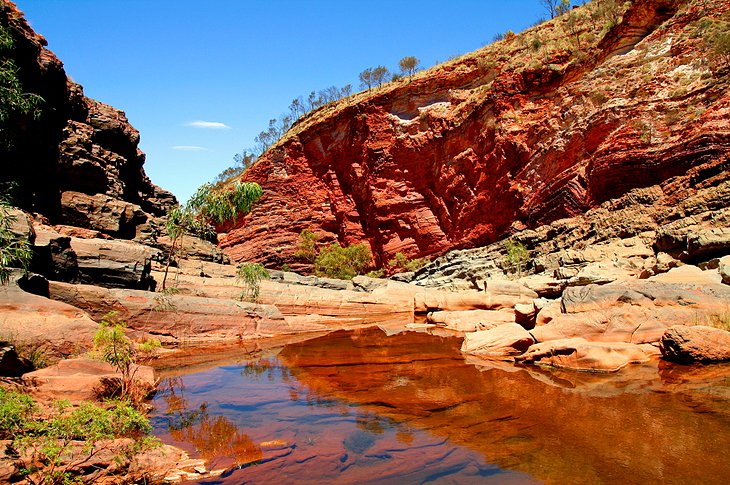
[514,303,536,329]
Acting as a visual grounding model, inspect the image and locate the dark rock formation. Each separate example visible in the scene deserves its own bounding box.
[0,1,175,236]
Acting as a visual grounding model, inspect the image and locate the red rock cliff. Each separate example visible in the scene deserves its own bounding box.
[220,0,730,268]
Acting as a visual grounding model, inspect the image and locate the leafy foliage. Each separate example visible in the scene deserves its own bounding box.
[504,240,531,277]
[398,56,420,79]
[1,388,157,485]
[0,194,32,285]
[388,252,427,274]
[93,312,160,404]
[0,386,35,439]
[295,229,320,263]
[314,242,371,280]
[236,263,270,302]
[0,25,44,150]
[162,181,262,289]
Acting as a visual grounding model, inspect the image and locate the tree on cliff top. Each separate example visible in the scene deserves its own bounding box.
[399,56,420,80]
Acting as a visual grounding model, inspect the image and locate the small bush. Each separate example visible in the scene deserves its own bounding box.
[236,263,270,302]
[0,195,32,285]
[93,312,159,405]
[4,392,157,484]
[314,242,371,280]
[0,387,35,439]
[388,252,427,273]
[504,240,531,277]
[295,229,319,263]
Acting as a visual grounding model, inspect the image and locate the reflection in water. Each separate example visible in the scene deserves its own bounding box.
[150,327,730,484]
[155,378,262,468]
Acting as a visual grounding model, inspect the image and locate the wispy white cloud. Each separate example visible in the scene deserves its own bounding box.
[172,145,208,152]
[186,120,231,130]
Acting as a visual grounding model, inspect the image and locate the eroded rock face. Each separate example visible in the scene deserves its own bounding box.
[219,0,730,269]
[0,2,175,232]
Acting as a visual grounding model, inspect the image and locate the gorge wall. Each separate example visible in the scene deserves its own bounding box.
[220,0,730,269]
[0,1,175,239]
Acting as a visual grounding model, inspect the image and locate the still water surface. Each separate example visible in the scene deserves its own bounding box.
[150,327,730,484]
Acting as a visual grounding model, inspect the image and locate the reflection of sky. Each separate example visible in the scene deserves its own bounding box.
[150,357,534,484]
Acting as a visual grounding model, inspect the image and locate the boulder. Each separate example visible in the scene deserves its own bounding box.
[535,298,562,326]
[648,265,722,285]
[31,224,79,282]
[516,338,652,372]
[414,285,536,313]
[70,237,159,290]
[514,303,537,329]
[0,279,97,361]
[47,281,319,343]
[686,228,730,261]
[530,306,694,345]
[518,274,564,297]
[21,357,155,402]
[426,309,515,332]
[717,255,730,285]
[155,234,229,264]
[460,323,535,358]
[659,325,730,363]
[60,191,147,239]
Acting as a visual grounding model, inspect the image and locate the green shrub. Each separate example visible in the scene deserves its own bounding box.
[236,263,270,302]
[93,312,159,404]
[7,395,157,484]
[0,195,32,285]
[388,252,427,273]
[504,240,531,277]
[295,229,319,263]
[0,25,44,150]
[314,242,371,280]
[0,387,35,439]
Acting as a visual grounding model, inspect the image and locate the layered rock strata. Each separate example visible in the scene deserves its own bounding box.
[220,0,730,270]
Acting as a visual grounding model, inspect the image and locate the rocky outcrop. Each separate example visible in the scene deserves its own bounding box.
[0,1,175,235]
[219,0,730,270]
[461,323,535,358]
[660,325,730,363]
[515,338,653,372]
[0,275,98,361]
[21,357,155,402]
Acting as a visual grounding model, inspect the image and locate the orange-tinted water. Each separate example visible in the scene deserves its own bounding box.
[150,327,730,484]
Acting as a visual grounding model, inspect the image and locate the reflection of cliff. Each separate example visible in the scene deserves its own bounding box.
[278,328,730,485]
[156,377,262,468]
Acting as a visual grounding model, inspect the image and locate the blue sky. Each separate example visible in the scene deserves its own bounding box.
[15,0,546,202]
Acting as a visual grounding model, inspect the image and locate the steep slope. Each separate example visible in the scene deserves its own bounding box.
[0,1,175,239]
[220,0,730,269]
